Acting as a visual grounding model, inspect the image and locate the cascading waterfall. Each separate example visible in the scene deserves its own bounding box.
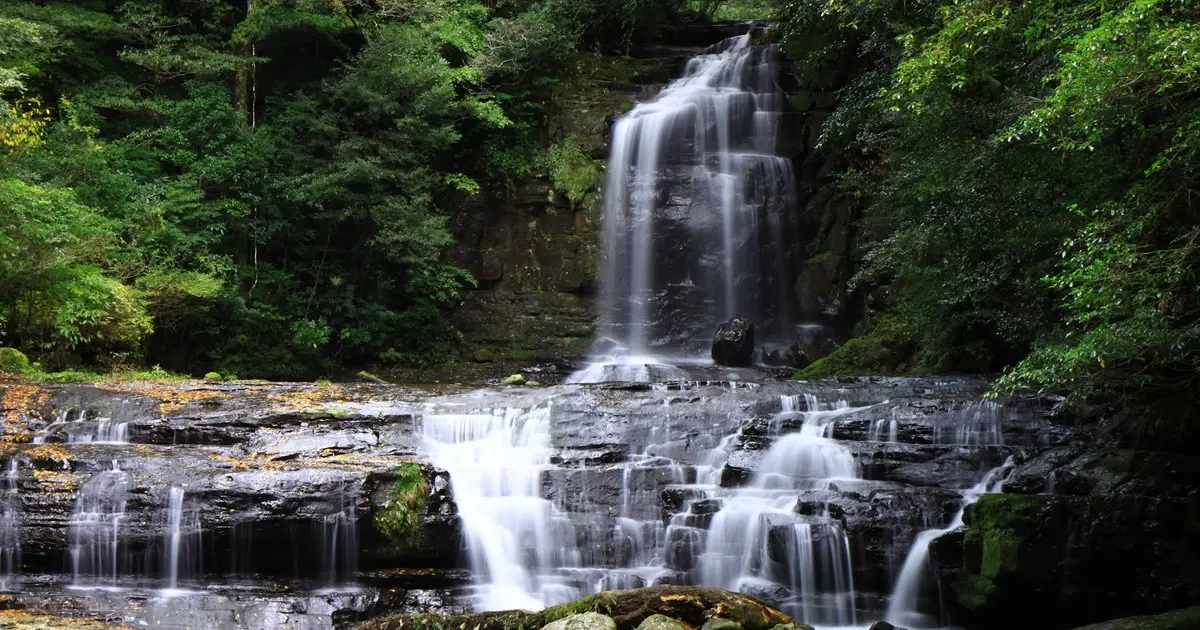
[317,483,359,588]
[934,401,1004,446]
[588,31,797,369]
[696,396,864,627]
[0,460,20,591]
[68,461,130,587]
[419,404,580,611]
[161,487,202,591]
[884,461,1014,628]
[34,409,129,444]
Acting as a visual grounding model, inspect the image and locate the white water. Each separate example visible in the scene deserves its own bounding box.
[161,487,202,592]
[419,403,579,611]
[885,458,1014,628]
[68,461,129,587]
[34,409,129,444]
[585,31,797,375]
[318,482,359,588]
[696,396,865,627]
[0,460,20,591]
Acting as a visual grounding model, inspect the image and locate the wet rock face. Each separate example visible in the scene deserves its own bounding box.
[2,381,462,582]
[713,318,757,366]
[930,474,1200,628]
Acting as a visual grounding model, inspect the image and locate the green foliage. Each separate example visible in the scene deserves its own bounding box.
[0,0,703,379]
[0,348,31,373]
[689,0,774,20]
[545,136,600,205]
[375,463,429,549]
[776,0,1200,406]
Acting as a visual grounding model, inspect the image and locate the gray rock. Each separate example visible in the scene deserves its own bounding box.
[543,613,617,630]
[712,317,756,366]
[700,618,741,630]
[637,615,689,630]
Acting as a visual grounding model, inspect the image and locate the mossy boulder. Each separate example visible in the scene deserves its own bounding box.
[637,615,687,630]
[0,347,31,373]
[545,613,617,630]
[1069,608,1200,630]
[357,586,805,630]
[700,619,741,630]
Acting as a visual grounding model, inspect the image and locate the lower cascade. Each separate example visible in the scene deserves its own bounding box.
[161,487,201,591]
[69,461,130,586]
[0,461,20,591]
[419,385,1026,629]
[885,459,1013,629]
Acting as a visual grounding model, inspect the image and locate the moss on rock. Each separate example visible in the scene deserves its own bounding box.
[373,463,429,549]
[357,586,805,630]
[1070,608,1200,630]
[947,494,1070,617]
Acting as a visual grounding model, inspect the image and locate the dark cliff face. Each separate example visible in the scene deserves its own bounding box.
[927,402,1200,629]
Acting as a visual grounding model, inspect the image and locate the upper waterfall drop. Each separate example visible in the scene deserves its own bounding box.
[582,30,798,378]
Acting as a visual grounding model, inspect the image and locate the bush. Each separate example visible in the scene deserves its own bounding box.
[0,348,30,373]
[374,463,429,549]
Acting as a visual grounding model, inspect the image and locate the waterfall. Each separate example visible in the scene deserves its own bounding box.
[0,460,20,591]
[885,457,1014,628]
[419,404,580,611]
[589,31,797,369]
[69,461,129,587]
[935,400,1004,446]
[33,408,129,444]
[696,396,863,627]
[317,482,359,588]
[161,487,202,592]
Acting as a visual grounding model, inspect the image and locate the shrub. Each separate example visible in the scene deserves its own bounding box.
[0,348,30,373]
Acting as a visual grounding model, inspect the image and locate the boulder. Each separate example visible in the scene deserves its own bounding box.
[358,586,802,630]
[637,615,688,630]
[701,618,742,630]
[503,373,527,385]
[545,613,618,630]
[712,318,756,366]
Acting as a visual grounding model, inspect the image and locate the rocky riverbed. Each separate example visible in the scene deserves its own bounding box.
[0,374,1196,630]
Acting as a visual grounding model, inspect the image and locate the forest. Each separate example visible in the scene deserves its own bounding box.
[1,0,1198,410]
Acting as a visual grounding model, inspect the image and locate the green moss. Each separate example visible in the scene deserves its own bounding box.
[374,463,429,549]
[794,315,913,379]
[542,594,604,621]
[0,348,31,373]
[951,494,1066,613]
[794,336,888,378]
[1073,608,1200,630]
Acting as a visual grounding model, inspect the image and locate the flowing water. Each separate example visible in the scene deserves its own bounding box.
[317,482,360,589]
[589,31,797,370]
[161,487,202,592]
[0,460,20,591]
[69,461,130,587]
[34,408,129,444]
[693,396,864,626]
[885,459,1014,628]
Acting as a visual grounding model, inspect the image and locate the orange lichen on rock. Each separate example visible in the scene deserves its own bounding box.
[0,608,137,629]
[0,383,50,443]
